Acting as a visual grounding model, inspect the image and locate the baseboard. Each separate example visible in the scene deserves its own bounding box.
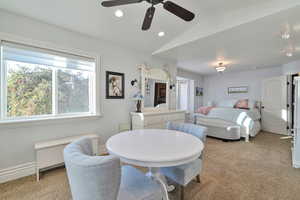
[0,162,36,184]
[261,130,289,136]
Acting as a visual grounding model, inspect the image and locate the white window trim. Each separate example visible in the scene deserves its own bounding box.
[0,32,102,126]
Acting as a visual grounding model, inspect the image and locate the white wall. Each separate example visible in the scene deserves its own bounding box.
[177,69,203,110]
[0,10,175,171]
[282,60,300,75]
[203,67,283,105]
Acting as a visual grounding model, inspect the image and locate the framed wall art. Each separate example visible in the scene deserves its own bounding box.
[195,87,203,96]
[228,86,248,94]
[106,71,125,99]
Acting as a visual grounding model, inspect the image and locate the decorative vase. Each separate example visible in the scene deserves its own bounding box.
[136,100,141,113]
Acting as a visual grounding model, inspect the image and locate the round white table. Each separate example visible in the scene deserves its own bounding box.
[106,129,204,200]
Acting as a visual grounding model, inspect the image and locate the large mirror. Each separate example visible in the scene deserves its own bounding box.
[140,65,170,111]
[144,78,167,108]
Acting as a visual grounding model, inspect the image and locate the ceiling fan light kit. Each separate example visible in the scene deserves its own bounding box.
[280,25,299,57]
[286,51,293,57]
[216,62,226,73]
[281,32,290,40]
[101,0,195,31]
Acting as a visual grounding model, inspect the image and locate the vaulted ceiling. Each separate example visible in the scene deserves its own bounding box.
[156,5,300,74]
[0,0,300,74]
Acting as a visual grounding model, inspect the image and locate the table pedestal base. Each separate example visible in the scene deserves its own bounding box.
[146,167,175,200]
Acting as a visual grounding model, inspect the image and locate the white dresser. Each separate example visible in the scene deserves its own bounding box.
[131,110,186,130]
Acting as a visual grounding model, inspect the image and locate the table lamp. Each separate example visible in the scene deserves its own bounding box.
[133,92,144,113]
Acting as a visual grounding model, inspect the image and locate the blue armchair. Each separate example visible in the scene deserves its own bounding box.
[64,137,163,200]
[160,122,207,200]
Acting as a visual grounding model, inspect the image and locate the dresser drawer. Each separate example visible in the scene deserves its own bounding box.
[131,111,186,130]
[164,113,185,121]
[145,123,166,129]
[144,115,164,126]
[172,119,185,124]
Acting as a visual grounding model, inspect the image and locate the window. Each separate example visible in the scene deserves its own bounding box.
[0,41,98,122]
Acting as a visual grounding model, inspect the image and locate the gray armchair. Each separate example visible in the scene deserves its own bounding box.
[160,122,207,200]
[64,137,163,200]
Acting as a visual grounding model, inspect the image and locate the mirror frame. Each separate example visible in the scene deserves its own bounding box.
[139,65,170,112]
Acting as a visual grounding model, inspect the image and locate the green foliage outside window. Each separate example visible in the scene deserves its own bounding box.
[5,61,90,118]
[57,70,89,114]
[7,65,52,117]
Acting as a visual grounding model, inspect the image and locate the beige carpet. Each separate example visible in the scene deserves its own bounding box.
[1,132,300,200]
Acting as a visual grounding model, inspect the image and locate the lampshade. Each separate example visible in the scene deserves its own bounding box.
[133,92,144,100]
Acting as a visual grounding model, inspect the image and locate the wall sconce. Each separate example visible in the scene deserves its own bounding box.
[131,79,138,87]
[169,84,176,90]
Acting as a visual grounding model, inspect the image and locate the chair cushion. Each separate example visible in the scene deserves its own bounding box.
[64,138,121,200]
[160,158,202,186]
[118,166,163,200]
[166,122,207,142]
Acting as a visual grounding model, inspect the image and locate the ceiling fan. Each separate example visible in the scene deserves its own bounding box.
[101,0,195,31]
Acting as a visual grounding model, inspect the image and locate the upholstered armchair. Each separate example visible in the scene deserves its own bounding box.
[160,122,207,200]
[64,137,163,200]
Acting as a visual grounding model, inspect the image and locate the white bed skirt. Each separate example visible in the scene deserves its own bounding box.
[195,117,261,141]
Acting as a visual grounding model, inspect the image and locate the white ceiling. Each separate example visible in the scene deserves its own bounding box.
[0,0,283,53]
[156,5,300,74]
[0,0,300,74]
[0,0,202,52]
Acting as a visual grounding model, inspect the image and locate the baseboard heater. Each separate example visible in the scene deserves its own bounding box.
[34,134,99,181]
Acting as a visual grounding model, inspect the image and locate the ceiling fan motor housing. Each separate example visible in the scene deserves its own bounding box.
[146,0,164,5]
[101,0,195,30]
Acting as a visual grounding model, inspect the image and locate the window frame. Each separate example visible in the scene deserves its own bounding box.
[0,36,102,125]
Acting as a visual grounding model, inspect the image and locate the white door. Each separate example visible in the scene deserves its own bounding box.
[293,77,300,168]
[177,80,189,111]
[261,76,288,135]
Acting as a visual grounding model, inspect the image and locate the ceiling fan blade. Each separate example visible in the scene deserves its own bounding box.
[142,6,155,31]
[163,1,195,21]
[101,0,143,7]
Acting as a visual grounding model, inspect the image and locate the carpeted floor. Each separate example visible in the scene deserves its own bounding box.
[1,132,300,200]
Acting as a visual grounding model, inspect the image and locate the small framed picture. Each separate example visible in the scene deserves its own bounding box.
[106,71,125,99]
[195,87,203,96]
[228,86,248,94]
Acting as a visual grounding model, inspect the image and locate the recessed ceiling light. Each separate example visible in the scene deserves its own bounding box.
[115,9,124,18]
[158,32,165,37]
[282,32,290,40]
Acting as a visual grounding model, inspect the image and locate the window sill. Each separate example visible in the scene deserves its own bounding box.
[0,114,102,129]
